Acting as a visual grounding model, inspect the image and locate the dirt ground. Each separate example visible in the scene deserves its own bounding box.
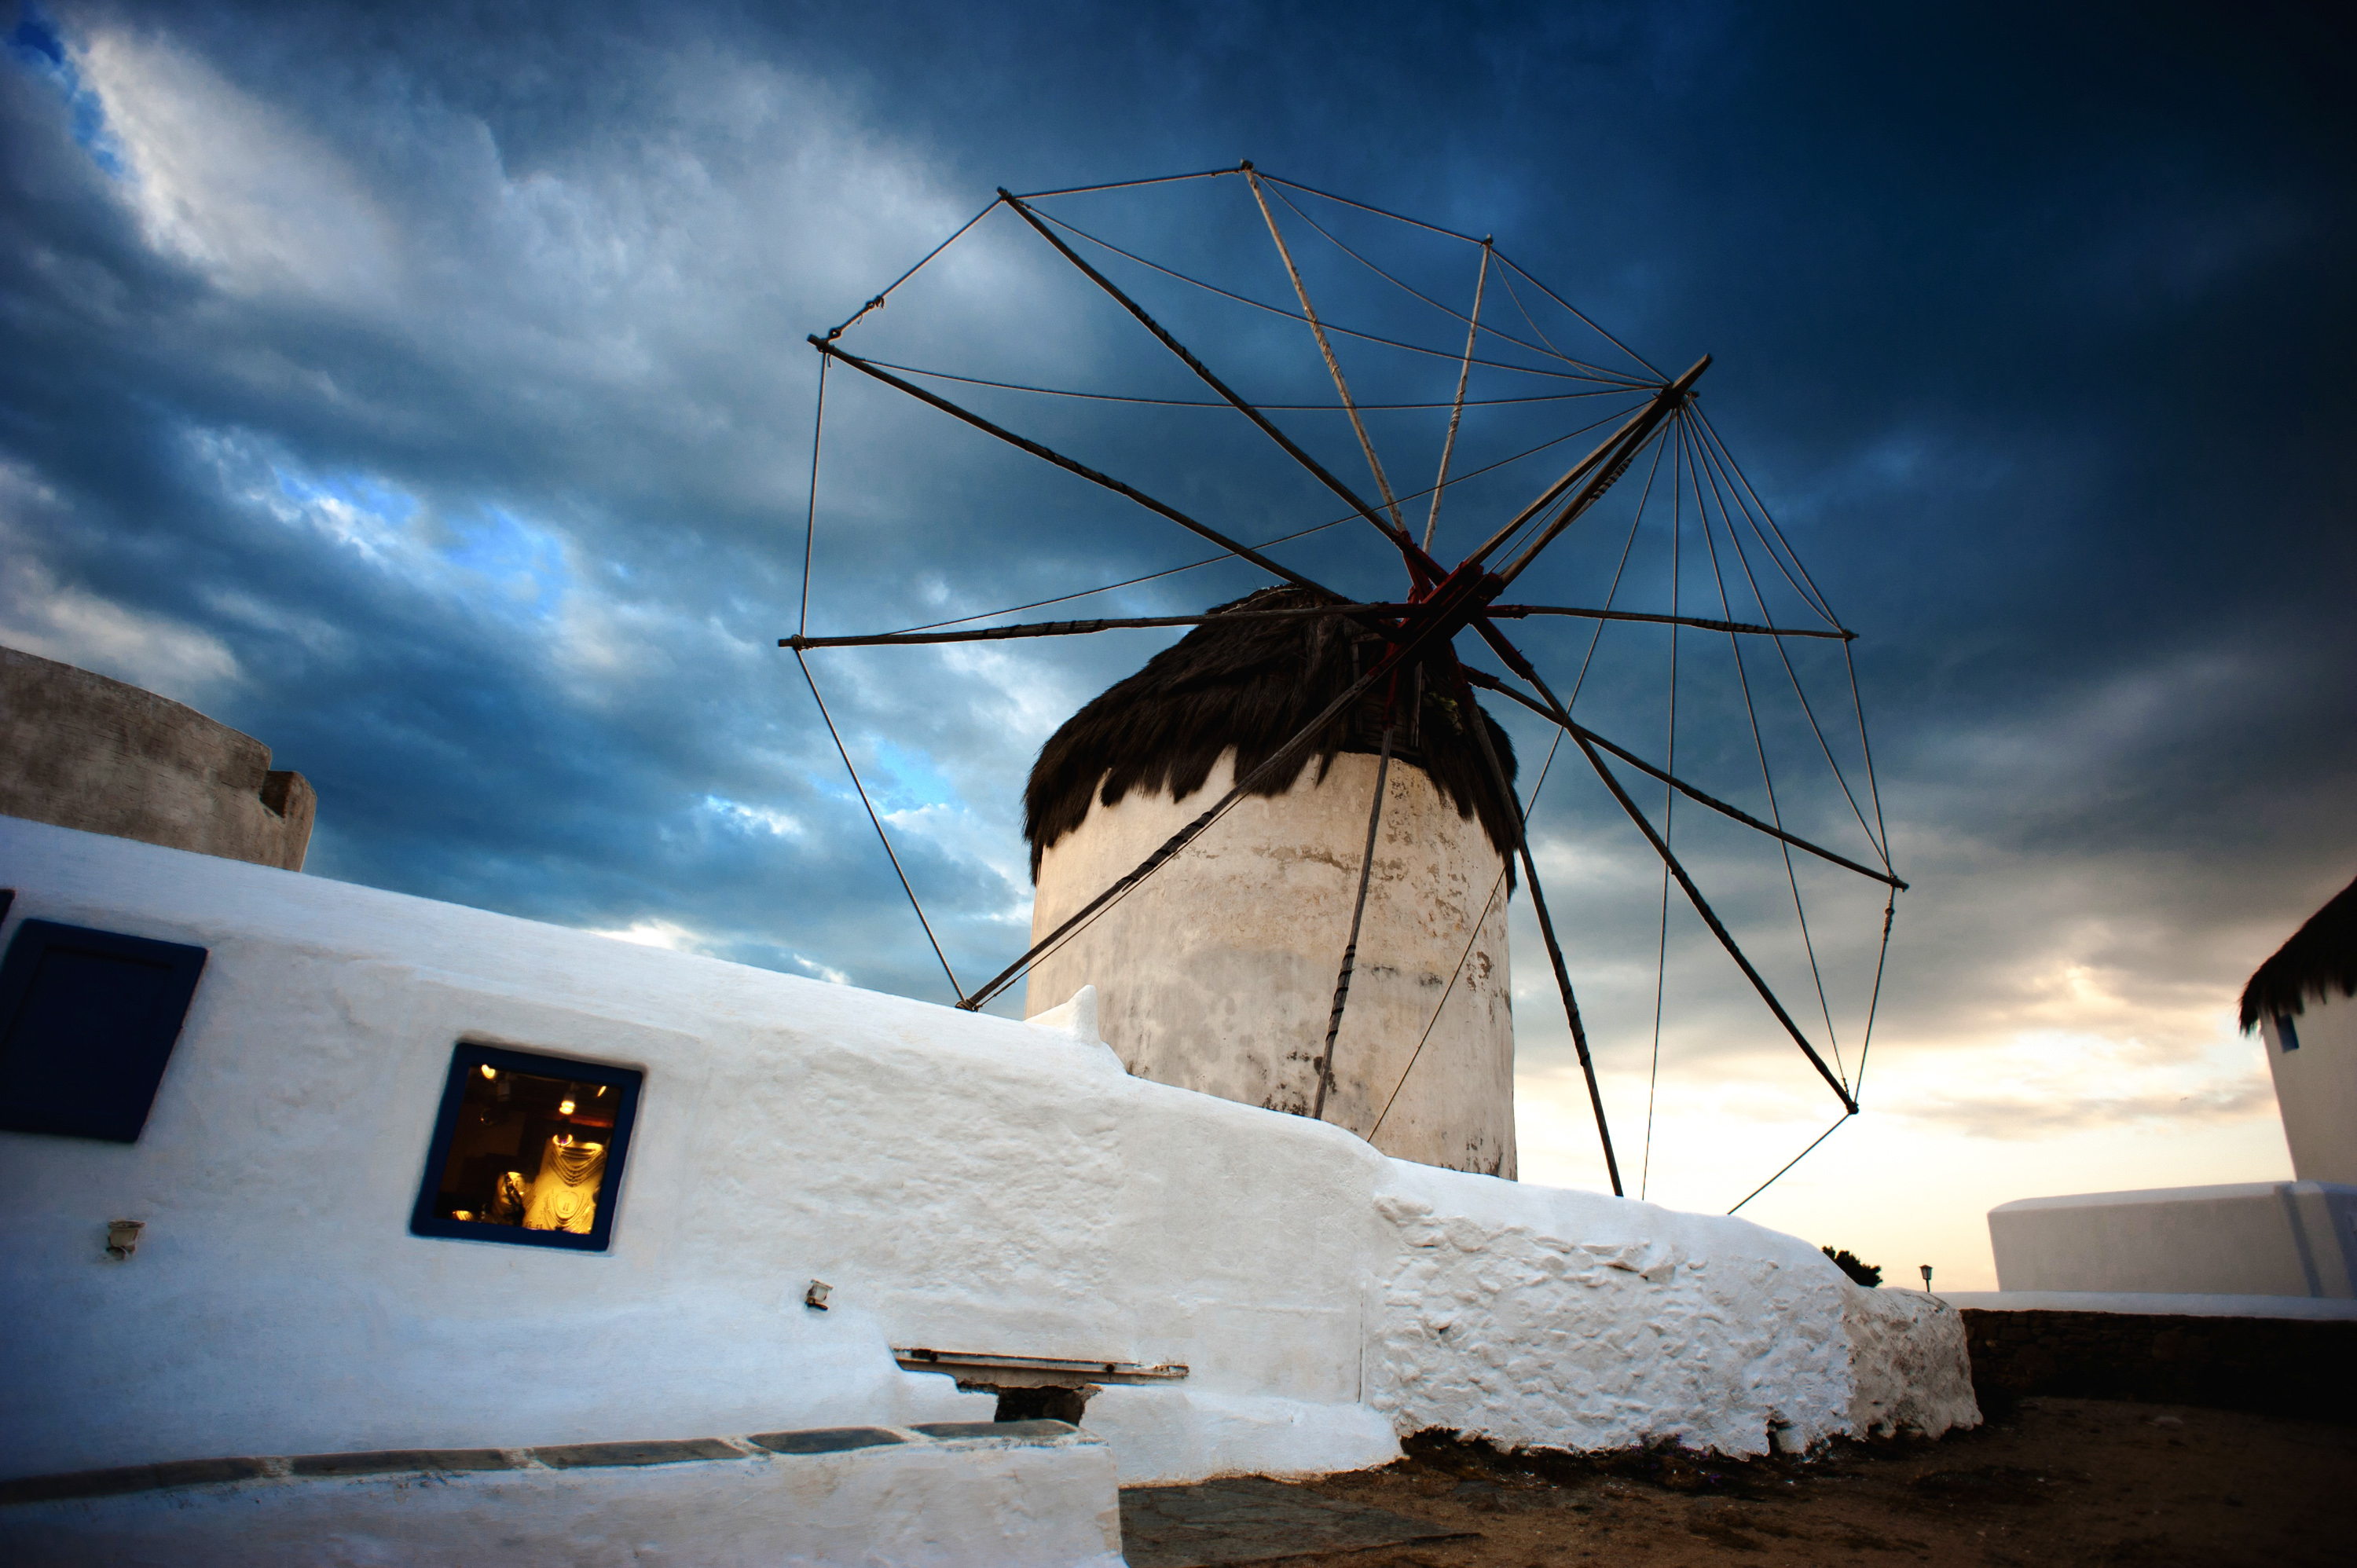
[1281,1397,2357,1567]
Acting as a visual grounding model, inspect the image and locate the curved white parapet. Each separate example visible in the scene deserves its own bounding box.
[0,1423,1124,1568]
[0,815,1974,1505]
[1989,1183,2357,1298]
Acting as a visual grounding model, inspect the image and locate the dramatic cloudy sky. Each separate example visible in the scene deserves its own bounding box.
[6,1,2351,1287]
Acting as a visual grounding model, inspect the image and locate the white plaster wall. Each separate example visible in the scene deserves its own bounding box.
[2262,995,2357,1185]
[1988,1182,2357,1297]
[0,817,1968,1492]
[0,1431,1127,1568]
[1027,750,1516,1177]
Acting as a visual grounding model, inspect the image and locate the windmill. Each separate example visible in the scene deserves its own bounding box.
[783,163,1904,1204]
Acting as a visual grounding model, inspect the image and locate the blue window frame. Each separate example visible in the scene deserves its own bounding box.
[2275,1013,2301,1052]
[0,919,208,1142]
[410,1042,643,1252]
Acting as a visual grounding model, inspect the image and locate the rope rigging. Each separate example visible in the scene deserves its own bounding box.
[1265,181,1631,383]
[1687,416,1846,1079]
[1025,203,1654,388]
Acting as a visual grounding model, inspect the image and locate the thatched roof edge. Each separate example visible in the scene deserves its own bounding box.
[2238,871,2357,1031]
[1022,587,1519,883]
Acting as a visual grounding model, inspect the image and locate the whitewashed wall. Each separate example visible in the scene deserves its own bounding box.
[2263,997,2357,1185]
[1989,1182,2357,1297]
[0,817,1970,1488]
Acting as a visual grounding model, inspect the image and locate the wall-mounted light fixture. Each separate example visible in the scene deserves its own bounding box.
[105,1219,145,1260]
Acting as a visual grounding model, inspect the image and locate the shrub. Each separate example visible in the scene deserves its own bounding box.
[1821,1246,1882,1288]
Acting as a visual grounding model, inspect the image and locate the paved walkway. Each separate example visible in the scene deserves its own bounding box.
[1120,1476,1471,1567]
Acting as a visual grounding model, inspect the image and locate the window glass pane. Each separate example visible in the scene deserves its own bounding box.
[432,1064,618,1233]
[0,920,208,1143]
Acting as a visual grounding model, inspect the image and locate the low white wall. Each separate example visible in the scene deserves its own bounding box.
[0,1427,1125,1568]
[2262,995,2357,1185]
[1842,1286,1980,1441]
[1988,1183,2357,1298]
[1364,1163,1972,1454]
[0,817,1970,1493]
[1944,1291,2357,1320]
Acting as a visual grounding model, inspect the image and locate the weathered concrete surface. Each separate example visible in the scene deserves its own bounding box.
[1026,749,1516,1178]
[0,646,313,870]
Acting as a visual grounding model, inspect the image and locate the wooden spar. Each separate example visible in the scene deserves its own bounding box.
[808,337,1339,600]
[996,189,1449,589]
[1452,663,1624,1195]
[1244,168,1409,534]
[1458,356,1708,582]
[957,565,1505,1011]
[1488,604,1853,640]
[1470,627,1860,1112]
[784,602,1846,653]
[1514,819,1624,1195]
[1492,357,1711,588]
[1461,392,1668,568]
[1425,240,1490,553]
[784,603,1428,650]
[1574,720,1857,1112]
[1314,722,1394,1123]
[1458,656,1905,890]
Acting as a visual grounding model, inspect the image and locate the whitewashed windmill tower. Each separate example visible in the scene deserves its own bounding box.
[786,163,1907,1202]
[1022,587,1522,1175]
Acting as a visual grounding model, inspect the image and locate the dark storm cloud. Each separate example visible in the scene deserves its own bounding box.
[2,0,2351,1136]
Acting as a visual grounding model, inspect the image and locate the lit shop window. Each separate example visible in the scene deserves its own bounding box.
[409,1043,643,1251]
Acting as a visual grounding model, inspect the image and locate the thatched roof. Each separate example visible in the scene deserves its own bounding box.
[2239,872,2357,1031]
[1024,587,1519,881]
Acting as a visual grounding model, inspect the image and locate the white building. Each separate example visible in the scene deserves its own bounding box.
[2245,875,2357,1187]
[1982,875,2357,1302]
